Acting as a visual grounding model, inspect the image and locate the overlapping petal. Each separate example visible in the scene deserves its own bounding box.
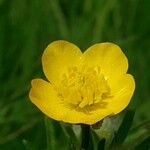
[42,40,82,85]
[83,42,128,81]
[108,74,135,114]
[29,79,113,125]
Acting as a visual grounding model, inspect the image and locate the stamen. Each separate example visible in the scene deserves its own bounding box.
[57,66,111,109]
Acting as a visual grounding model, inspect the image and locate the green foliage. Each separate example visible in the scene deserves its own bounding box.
[97,138,105,150]
[45,117,70,150]
[110,110,135,148]
[0,0,150,149]
[45,117,81,150]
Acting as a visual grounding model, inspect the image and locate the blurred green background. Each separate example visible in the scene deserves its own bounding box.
[0,0,150,149]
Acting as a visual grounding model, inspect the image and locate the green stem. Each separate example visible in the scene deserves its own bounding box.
[81,124,90,150]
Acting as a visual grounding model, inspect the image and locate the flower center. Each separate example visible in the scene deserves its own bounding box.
[57,66,111,108]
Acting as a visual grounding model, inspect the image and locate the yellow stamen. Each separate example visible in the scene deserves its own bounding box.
[58,66,111,108]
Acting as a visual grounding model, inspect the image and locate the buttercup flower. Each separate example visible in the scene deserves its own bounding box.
[29,40,135,125]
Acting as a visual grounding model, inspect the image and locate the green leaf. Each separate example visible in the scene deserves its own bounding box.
[62,124,81,150]
[97,138,106,150]
[110,110,135,148]
[45,117,70,150]
[89,129,100,150]
[93,114,123,149]
[123,120,150,149]
[135,136,150,150]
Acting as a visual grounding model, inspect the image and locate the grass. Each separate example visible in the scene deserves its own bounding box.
[0,0,150,149]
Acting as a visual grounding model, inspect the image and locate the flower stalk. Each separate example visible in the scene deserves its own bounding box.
[81,124,90,150]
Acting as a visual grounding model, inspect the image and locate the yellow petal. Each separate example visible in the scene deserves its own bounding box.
[42,40,82,85]
[29,79,65,120]
[108,74,135,114]
[83,42,128,80]
[29,79,112,125]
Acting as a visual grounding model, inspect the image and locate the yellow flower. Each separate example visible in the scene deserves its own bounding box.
[29,40,135,125]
